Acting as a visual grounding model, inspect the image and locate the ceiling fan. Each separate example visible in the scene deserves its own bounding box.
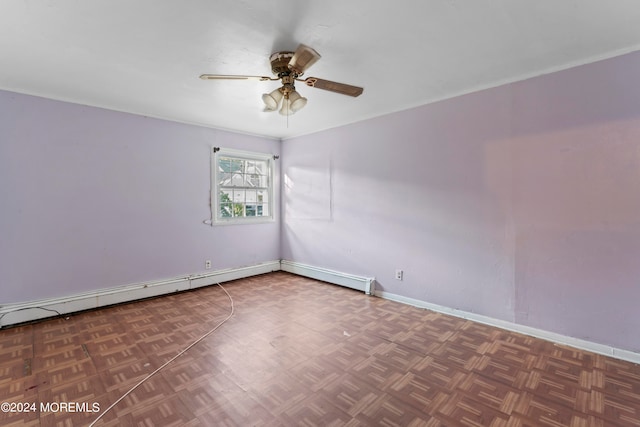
[200,44,364,116]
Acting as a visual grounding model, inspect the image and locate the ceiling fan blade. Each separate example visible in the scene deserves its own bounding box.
[300,77,364,97]
[199,74,276,81]
[288,44,321,75]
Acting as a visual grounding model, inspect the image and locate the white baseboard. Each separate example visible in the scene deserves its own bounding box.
[280,260,376,295]
[2,259,638,365]
[0,261,280,328]
[376,290,640,365]
[188,261,281,289]
[282,262,640,364]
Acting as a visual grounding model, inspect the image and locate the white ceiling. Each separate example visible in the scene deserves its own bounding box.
[2,1,640,140]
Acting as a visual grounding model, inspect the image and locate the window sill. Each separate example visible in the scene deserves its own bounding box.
[213,217,276,226]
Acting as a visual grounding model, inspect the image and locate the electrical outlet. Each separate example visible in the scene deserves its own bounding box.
[205,260,211,270]
[395,269,403,280]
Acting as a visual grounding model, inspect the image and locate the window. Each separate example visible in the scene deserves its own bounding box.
[212,148,274,224]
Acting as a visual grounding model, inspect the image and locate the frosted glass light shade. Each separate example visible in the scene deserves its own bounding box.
[289,90,307,113]
[262,88,283,111]
[279,90,307,116]
[279,97,292,116]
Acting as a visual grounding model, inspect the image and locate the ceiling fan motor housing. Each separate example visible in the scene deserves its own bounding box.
[269,52,295,76]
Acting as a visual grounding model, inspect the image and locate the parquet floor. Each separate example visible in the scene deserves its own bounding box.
[1,272,639,426]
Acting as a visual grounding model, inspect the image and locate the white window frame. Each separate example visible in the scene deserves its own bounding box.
[211,147,275,225]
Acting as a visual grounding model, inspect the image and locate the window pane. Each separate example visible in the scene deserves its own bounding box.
[219,203,232,218]
[246,205,256,216]
[245,190,257,204]
[219,172,231,186]
[250,174,266,188]
[220,189,233,202]
[219,159,231,173]
[231,172,243,187]
[261,203,269,216]
[230,159,244,173]
[254,161,266,175]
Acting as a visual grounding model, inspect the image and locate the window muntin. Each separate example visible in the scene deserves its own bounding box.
[213,149,274,224]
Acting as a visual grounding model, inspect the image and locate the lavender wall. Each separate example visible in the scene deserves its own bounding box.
[0,91,280,303]
[281,51,640,353]
[2,51,639,353]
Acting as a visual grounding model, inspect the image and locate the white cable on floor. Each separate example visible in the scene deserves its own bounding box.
[88,283,235,426]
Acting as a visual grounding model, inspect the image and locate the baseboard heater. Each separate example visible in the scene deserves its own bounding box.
[280,260,376,295]
[0,261,281,328]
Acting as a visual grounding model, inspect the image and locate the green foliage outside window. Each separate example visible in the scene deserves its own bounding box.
[219,191,244,217]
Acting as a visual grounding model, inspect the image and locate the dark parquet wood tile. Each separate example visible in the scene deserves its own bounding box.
[1,271,640,426]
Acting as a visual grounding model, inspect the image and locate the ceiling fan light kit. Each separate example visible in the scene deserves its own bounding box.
[277,89,308,116]
[200,44,363,117]
[287,90,307,113]
[262,88,283,111]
